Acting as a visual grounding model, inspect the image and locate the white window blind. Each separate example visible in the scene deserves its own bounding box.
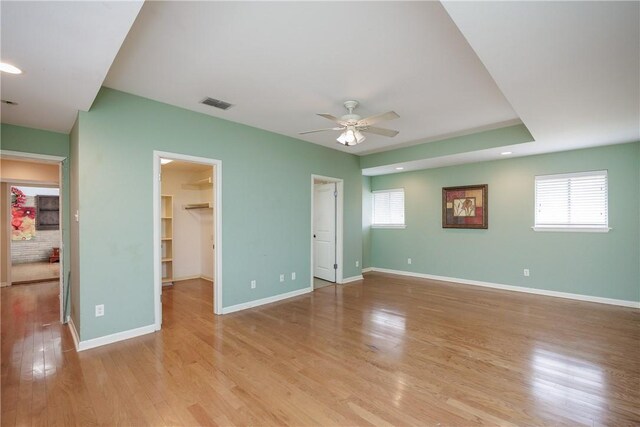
[534,170,608,230]
[372,189,405,227]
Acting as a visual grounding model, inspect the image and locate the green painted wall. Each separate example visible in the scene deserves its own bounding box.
[370,142,640,302]
[362,176,372,269]
[0,124,72,312]
[1,124,69,157]
[76,88,363,340]
[360,124,534,169]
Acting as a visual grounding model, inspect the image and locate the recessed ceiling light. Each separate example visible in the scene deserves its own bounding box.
[160,159,173,165]
[395,167,404,170]
[0,63,22,74]
[500,151,512,155]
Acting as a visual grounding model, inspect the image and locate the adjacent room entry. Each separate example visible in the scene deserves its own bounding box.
[312,175,343,289]
[153,151,222,329]
[313,182,336,284]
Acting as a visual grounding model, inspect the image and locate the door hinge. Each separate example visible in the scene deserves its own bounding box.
[333,263,338,269]
[158,173,162,182]
[334,190,338,197]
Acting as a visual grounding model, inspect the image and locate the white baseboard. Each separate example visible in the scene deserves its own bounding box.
[171,275,200,282]
[361,267,373,274]
[222,286,312,314]
[341,275,364,284]
[171,275,213,283]
[370,267,640,309]
[67,318,156,352]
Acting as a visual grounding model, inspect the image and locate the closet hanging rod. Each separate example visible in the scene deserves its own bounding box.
[184,203,213,210]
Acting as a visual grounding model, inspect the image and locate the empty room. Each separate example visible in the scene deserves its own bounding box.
[1,1,638,426]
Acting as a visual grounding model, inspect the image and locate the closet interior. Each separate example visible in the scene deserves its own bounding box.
[160,160,215,287]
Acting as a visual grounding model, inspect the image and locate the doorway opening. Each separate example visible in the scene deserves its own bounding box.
[10,185,61,285]
[311,175,344,289]
[153,151,222,330]
[1,152,67,324]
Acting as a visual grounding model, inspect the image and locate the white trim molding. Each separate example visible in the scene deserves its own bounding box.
[170,275,201,282]
[341,275,364,284]
[310,174,345,286]
[532,226,611,233]
[153,150,223,331]
[222,286,312,314]
[68,319,155,352]
[361,267,373,274]
[0,149,66,163]
[370,267,640,309]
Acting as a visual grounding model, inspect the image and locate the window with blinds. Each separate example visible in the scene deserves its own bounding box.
[534,170,608,231]
[372,189,405,227]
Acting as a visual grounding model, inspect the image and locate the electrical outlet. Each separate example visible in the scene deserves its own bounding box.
[408,258,412,265]
[95,304,104,317]
[524,269,530,277]
[291,272,296,280]
[356,261,359,268]
[280,274,285,282]
[251,280,256,289]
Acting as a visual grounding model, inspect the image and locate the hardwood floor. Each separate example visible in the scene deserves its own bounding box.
[2,273,639,426]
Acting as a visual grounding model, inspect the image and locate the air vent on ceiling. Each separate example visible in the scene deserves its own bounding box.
[1,99,18,106]
[201,97,233,110]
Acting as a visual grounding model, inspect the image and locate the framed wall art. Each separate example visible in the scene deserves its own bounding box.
[442,184,488,229]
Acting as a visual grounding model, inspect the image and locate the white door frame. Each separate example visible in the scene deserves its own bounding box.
[153,150,223,330]
[310,174,343,286]
[0,150,66,323]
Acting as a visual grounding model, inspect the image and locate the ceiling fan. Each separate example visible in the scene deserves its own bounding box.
[300,100,399,146]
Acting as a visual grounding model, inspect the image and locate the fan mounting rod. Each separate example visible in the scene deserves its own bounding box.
[342,100,361,123]
[343,100,359,113]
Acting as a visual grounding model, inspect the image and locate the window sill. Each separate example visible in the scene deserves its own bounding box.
[532,226,611,233]
[372,225,407,229]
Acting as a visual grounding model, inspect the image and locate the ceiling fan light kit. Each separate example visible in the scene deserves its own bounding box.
[336,126,366,146]
[300,100,399,147]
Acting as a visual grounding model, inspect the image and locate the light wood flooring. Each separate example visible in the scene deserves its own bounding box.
[313,277,334,290]
[10,262,60,285]
[1,273,639,426]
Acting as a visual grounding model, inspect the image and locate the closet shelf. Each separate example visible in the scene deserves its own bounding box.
[182,176,213,190]
[184,203,213,210]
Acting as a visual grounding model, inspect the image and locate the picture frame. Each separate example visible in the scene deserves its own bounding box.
[36,195,60,231]
[442,184,488,229]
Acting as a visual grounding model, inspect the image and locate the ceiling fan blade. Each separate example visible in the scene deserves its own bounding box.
[317,113,348,126]
[357,111,399,127]
[361,126,399,137]
[299,127,344,135]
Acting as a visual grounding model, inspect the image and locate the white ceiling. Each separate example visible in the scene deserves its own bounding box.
[442,1,640,154]
[104,1,519,155]
[1,1,638,167]
[0,1,143,133]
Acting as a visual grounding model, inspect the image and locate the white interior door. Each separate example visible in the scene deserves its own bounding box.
[313,183,336,282]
